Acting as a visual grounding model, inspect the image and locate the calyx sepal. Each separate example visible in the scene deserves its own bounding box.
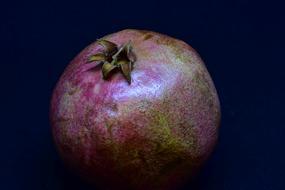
[87,39,136,84]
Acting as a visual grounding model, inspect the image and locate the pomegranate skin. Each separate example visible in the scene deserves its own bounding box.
[50,29,221,190]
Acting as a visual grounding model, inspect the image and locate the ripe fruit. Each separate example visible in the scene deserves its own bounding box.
[50,29,221,189]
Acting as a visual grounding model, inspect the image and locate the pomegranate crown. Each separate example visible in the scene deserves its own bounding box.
[87,39,136,84]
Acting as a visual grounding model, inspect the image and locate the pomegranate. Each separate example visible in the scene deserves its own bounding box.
[50,29,221,190]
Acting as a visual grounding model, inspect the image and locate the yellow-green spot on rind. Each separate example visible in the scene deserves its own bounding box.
[99,108,197,187]
[192,70,213,106]
[56,118,71,147]
[170,44,192,64]
[143,33,153,41]
[105,122,113,139]
[152,110,170,129]
[174,50,190,63]
[147,111,189,169]
[155,36,192,64]
[103,122,121,163]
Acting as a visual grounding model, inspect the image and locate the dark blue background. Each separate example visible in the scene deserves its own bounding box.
[1,0,284,189]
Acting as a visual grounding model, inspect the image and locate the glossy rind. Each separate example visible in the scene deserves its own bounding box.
[50,29,221,190]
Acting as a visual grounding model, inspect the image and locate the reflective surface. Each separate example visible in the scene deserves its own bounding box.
[50,29,220,189]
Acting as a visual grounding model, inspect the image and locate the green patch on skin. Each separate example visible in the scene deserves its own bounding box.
[143,110,195,187]
[143,33,153,41]
[64,81,81,96]
[155,37,173,46]
[147,110,189,166]
[82,106,93,127]
[174,50,190,63]
[187,70,219,152]
[104,121,118,150]
[96,107,197,188]
[169,43,192,64]
[59,82,82,119]
[55,118,76,154]
[105,122,113,137]
[192,70,213,105]
[137,30,149,35]
[68,85,80,95]
[155,36,192,64]
[152,110,170,129]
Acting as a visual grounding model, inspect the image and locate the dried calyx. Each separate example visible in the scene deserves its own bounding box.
[87,39,136,84]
